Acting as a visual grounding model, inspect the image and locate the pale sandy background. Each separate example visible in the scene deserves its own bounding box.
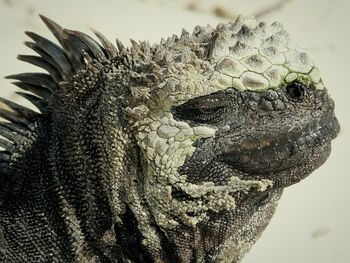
[0,0,349,262]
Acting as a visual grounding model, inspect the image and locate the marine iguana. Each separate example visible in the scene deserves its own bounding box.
[0,15,340,262]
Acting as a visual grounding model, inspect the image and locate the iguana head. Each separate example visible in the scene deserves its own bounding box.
[121,16,339,262]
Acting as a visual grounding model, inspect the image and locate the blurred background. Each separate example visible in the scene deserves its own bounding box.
[0,0,349,262]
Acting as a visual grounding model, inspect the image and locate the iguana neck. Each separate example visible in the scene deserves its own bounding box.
[46,76,138,258]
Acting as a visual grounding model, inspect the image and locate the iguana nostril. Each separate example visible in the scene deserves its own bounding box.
[286,81,306,102]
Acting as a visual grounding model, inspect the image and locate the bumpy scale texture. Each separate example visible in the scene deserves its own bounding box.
[0,15,339,263]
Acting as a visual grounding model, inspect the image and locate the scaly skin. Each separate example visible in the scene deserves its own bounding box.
[0,15,339,262]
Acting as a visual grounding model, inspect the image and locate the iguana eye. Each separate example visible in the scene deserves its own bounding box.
[191,104,225,121]
[286,82,305,102]
[172,93,230,123]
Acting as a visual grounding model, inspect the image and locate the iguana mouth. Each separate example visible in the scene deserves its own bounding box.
[219,115,340,177]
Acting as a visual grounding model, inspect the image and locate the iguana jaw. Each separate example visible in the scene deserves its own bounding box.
[220,114,340,187]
